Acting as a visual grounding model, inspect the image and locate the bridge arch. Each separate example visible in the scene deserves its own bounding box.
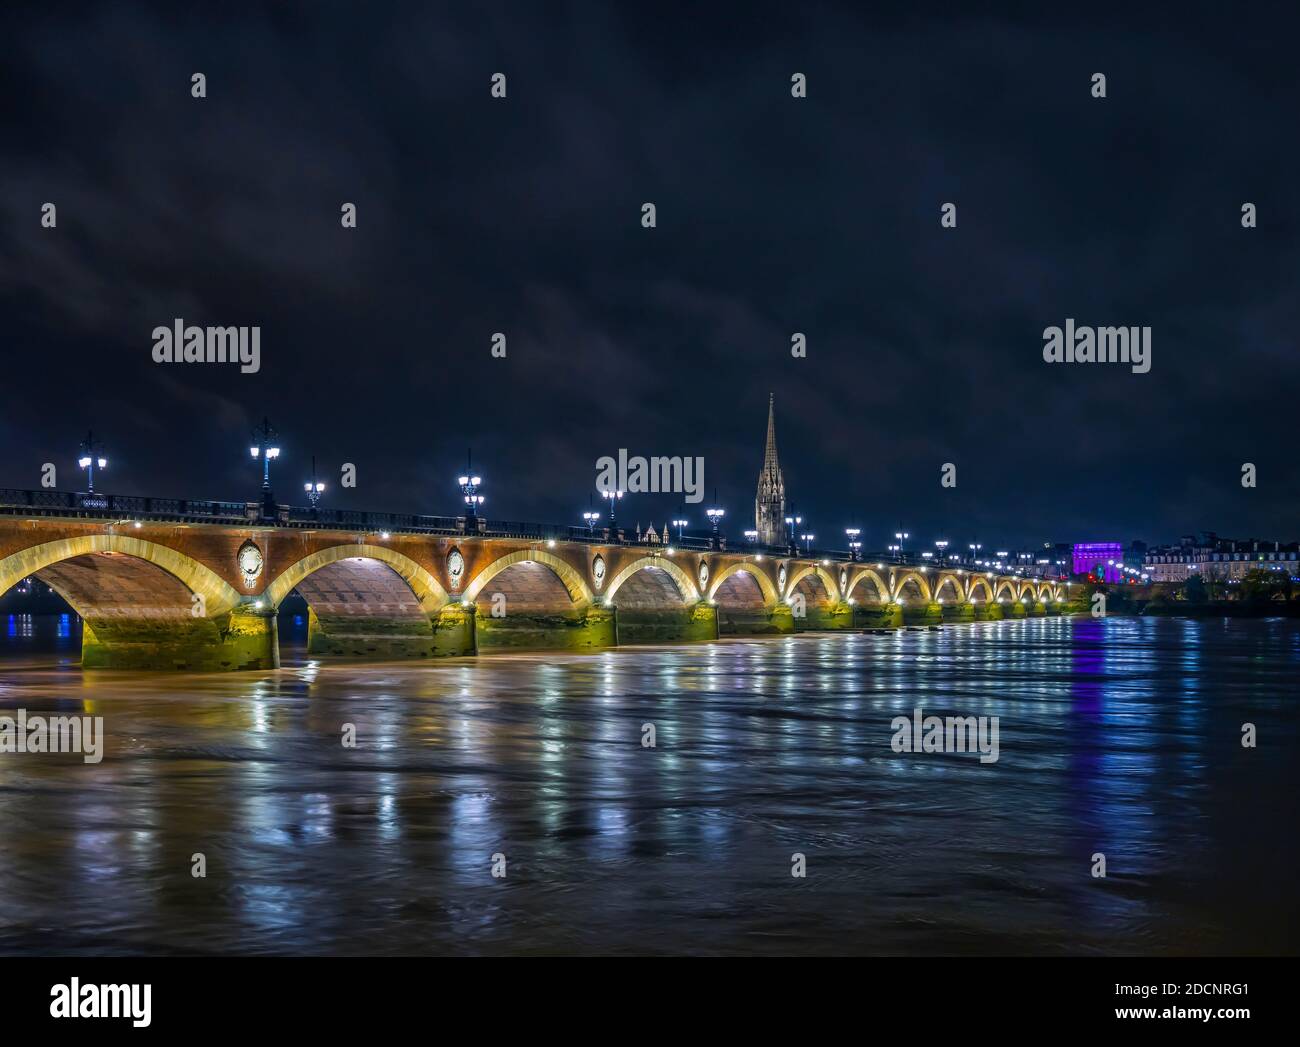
[708,561,779,606]
[463,548,593,606]
[966,576,995,603]
[994,579,1018,602]
[264,544,448,612]
[605,556,699,605]
[0,534,242,618]
[932,575,962,603]
[893,570,932,604]
[786,564,839,604]
[846,568,889,603]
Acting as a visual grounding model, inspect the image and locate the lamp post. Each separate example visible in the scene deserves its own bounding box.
[894,531,909,563]
[249,418,281,517]
[459,460,484,533]
[303,455,326,513]
[706,506,725,549]
[846,527,862,561]
[743,529,758,544]
[583,510,599,534]
[785,514,802,557]
[935,539,949,565]
[602,489,624,542]
[800,532,815,554]
[602,489,623,526]
[673,517,689,541]
[77,431,107,494]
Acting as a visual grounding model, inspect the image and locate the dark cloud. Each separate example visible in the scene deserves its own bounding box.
[2,1,1297,550]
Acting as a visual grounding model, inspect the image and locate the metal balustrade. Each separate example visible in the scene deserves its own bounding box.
[0,486,1066,577]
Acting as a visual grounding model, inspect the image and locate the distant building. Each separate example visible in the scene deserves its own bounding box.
[1072,542,1126,582]
[754,394,788,548]
[1144,534,1300,583]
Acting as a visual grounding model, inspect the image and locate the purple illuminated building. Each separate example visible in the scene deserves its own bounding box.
[1073,542,1125,582]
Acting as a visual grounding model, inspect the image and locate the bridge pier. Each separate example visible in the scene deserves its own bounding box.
[718,601,796,636]
[81,606,278,672]
[792,601,854,631]
[475,602,617,652]
[901,602,943,626]
[615,600,719,645]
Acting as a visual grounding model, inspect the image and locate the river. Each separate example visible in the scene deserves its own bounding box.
[0,613,1296,955]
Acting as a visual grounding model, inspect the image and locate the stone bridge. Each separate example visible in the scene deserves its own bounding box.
[0,506,1071,670]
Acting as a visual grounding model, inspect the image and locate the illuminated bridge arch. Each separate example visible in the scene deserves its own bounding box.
[932,575,962,603]
[846,568,889,603]
[966,576,995,603]
[708,562,779,606]
[264,544,448,612]
[893,570,932,604]
[1017,581,1042,603]
[786,564,839,604]
[0,534,242,618]
[994,579,1019,602]
[605,556,699,605]
[463,548,594,606]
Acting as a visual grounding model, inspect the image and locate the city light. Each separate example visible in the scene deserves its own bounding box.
[77,431,108,494]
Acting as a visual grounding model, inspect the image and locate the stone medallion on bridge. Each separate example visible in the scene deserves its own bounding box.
[778,564,787,592]
[592,554,606,590]
[237,540,264,588]
[697,560,709,590]
[839,568,848,593]
[447,548,465,589]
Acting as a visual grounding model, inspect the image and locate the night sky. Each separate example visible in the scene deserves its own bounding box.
[2,2,1297,551]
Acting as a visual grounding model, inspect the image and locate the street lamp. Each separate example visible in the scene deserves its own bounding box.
[77,431,107,494]
[846,527,861,561]
[743,529,758,543]
[785,515,802,555]
[303,455,326,510]
[800,532,815,554]
[935,539,948,563]
[602,488,624,528]
[706,505,725,549]
[673,517,689,540]
[583,510,600,533]
[459,466,484,530]
[894,531,909,562]
[249,418,281,516]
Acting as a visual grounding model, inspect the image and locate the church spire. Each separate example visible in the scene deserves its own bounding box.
[764,392,780,472]
[755,394,788,547]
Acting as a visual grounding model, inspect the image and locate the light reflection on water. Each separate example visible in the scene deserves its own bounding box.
[0,615,1296,955]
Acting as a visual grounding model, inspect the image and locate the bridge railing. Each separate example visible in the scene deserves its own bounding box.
[0,488,254,523]
[0,488,1067,578]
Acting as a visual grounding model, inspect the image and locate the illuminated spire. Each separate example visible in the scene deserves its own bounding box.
[763,392,779,473]
[755,394,788,546]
